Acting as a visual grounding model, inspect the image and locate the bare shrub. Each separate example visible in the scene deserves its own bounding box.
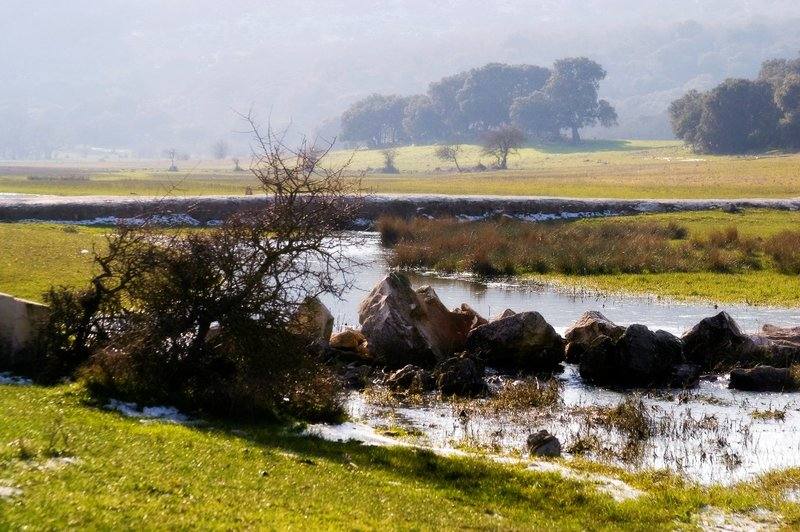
[39,118,363,421]
[766,231,800,274]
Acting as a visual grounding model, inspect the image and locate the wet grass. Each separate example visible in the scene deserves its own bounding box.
[6,383,800,528]
[6,141,800,198]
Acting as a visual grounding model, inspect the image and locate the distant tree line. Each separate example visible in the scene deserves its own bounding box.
[340,58,617,148]
[670,55,800,154]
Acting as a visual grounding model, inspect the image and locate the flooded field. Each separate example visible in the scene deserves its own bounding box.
[318,234,800,485]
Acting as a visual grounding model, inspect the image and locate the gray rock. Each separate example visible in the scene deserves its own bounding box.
[579,325,683,387]
[729,366,797,392]
[435,355,486,397]
[466,311,565,372]
[385,364,435,392]
[682,312,762,371]
[526,430,561,457]
[564,311,625,364]
[358,273,473,367]
[290,297,334,347]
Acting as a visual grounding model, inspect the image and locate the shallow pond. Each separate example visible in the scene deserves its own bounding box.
[318,233,800,485]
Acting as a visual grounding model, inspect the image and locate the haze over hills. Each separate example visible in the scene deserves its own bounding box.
[2,0,800,157]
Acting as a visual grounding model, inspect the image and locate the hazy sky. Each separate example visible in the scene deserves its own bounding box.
[2,1,800,155]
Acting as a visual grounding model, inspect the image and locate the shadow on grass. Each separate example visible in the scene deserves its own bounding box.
[526,139,656,154]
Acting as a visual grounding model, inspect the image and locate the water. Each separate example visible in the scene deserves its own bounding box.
[319,233,800,485]
[321,233,800,336]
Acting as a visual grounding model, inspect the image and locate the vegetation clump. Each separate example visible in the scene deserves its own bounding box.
[377,215,785,277]
[32,120,363,422]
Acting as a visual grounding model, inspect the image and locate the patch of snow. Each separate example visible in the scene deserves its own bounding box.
[635,201,662,212]
[0,485,22,499]
[0,373,33,386]
[105,399,189,423]
[305,422,411,447]
[527,461,644,502]
[696,506,780,531]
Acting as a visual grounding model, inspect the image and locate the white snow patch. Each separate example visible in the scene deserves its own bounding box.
[305,422,411,447]
[0,373,33,386]
[0,485,22,499]
[105,399,189,423]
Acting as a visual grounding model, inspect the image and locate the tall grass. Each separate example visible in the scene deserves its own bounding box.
[379,216,792,277]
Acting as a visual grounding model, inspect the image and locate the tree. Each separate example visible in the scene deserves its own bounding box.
[434,143,463,172]
[212,140,229,160]
[456,63,550,133]
[695,79,780,153]
[542,58,617,143]
[402,95,446,144]
[510,92,560,140]
[340,94,409,147]
[775,74,800,149]
[381,148,399,173]
[427,71,470,138]
[164,148,178,171]
[40,117,364,420]
[481,126,525,169]
[669,90,705,149]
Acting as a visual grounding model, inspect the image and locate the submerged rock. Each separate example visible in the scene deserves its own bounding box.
[435,354,486,397]
[564,311,626,364]
[465,311,565,372]
[682,312,762,371]
[579,325,683,387]
[526,430,561,457]
[358,273,473,367]
[729,366,798,392]
[670,363,702,389]
[385,364,435,392]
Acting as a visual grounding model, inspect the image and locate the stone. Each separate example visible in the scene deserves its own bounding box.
[358,273,473,367]
[752,324,800,367]
[729,366,797,392]
[385,364,435,392]
[290,297,334,346]
[579,325,683,387]
[341,364,375,390]
[0,293,50,369]
[465,312,565,372]
[330,329,366,351]
[435,354,486,397]
[526,430,561,457]
[682,312,762,371]
[490,308,516,322]
[454,303,488,330]
[669,363,702,389]
[564,311,625,363]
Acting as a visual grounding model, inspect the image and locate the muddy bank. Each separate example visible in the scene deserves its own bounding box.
[1,193,799,226]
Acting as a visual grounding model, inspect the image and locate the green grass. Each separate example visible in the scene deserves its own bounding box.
[2,383,800,528]
[0,223,106,301]
[5,140,800,198]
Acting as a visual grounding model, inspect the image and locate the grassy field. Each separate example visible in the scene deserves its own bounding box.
[2,383,800,528]
[3,209,800,307]
[4,140,800,198]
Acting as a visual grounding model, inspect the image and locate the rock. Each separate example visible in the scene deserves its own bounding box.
[670,363,702,388]
[435,354,486,397]
[564,311,625,363]
[526,430,561,457]
[454,303,488,330]
[385,364,435,392]
[466,312,565,372]
[579,325,683,387]
[330,329,366,351]
[752,325,800,367]
[490,309,516,322]
[358,273,473,367]
[729,366,798,392]
[682,312,762,371]
[290,297,334,346]
[342,364,376,390]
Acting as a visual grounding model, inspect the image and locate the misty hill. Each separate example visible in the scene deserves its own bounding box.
[2,0,800,157]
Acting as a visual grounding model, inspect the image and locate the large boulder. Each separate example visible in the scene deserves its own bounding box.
[564,311,625,364]
[290,297,334,347]
[579,324,683,387]
[729,366,798,392]
[465,312,565,372]
[526,430,562,457]
[326,329,371,363]
[358,273,473,368]
[682,312,763,371]
[435,354,486,397]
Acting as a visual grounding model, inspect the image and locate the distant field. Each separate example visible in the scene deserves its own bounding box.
[3,140,800,198]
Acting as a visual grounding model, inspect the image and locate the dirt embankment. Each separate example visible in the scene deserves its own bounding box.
[0,193,798,227]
